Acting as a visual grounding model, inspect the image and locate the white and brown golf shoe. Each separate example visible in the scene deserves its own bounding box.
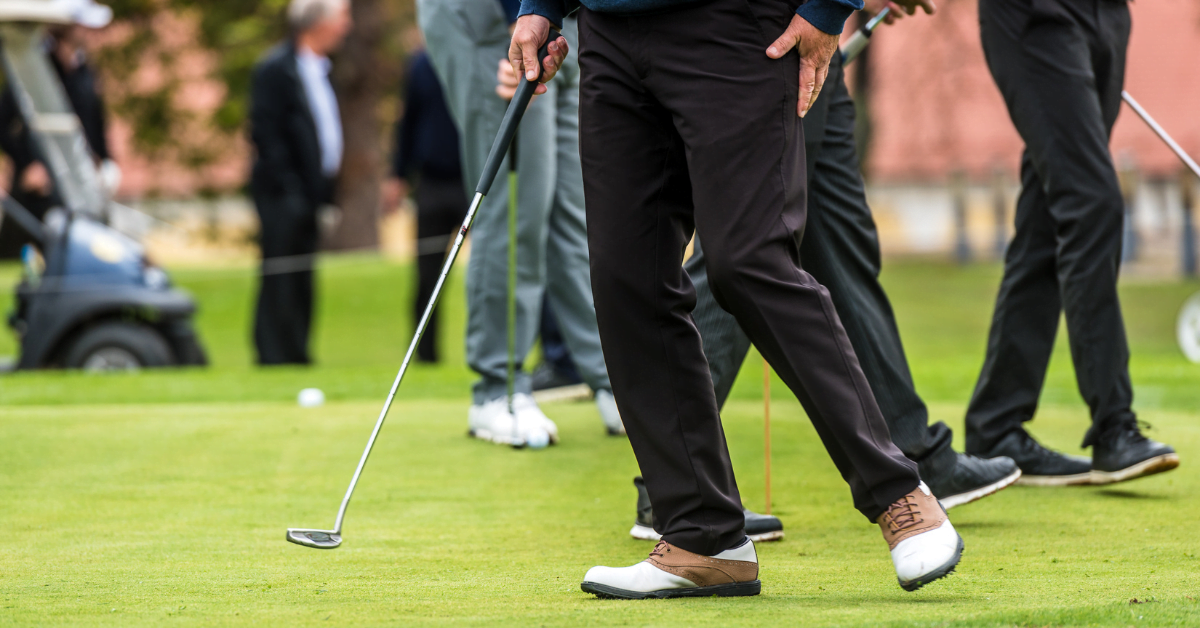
[581,539,761,599]
[879,482,964,591]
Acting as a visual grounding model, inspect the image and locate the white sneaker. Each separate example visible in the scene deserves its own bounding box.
[878,482,964,591]
[468,397,553,446]
[581,539,760,599]
[595,389,625,435]
[511,393,559,444]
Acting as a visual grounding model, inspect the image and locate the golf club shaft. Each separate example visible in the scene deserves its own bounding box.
[841,6,891,65]
[330,44,551,534]
[1122,91,1200,181]
[507,140,519,440]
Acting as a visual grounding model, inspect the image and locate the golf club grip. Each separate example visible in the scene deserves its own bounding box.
[476,41,552,196]
[840,27,872,65]
[840,6,889,66]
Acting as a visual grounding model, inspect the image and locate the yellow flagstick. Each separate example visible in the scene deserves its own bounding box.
[763,358,772,515]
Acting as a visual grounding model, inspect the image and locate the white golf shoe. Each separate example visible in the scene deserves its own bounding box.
[468,396,558,446]
[595,389,625,435]
[511,393,559,443]
[581,539,760,599]
[878,482,964,591]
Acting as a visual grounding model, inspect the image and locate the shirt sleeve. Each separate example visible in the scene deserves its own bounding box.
[516,0,576,29]
[795,0,864,35]
[497,0,523,23]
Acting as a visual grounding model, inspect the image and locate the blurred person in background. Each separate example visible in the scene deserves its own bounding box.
[0,3,115,258]
[248,0,351,365]
[382,47,468,364]
[417,0,624,444]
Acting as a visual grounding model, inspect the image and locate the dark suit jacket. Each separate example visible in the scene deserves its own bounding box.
[249,41,335,212]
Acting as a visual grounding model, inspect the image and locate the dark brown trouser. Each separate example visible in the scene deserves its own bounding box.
[577,0,920,556]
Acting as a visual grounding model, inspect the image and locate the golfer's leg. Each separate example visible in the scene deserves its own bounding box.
[973,1,1135,447]
[1060,2,1135,445]
[655,0,918,521]
[579,10,745,556]
[420,0,549,403]
[542,18,612,393]
[684,52,835,413]
[798,59,955,476]
[964,153,1062,453]
[685,240,752,408]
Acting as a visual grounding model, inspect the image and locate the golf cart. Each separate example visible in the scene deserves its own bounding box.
[1,0,206,370]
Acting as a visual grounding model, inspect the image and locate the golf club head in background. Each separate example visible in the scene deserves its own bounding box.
[287,528,342,549]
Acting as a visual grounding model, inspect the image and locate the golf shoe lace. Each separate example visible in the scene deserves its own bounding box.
[882,495,923,534]
[649,540,671,559]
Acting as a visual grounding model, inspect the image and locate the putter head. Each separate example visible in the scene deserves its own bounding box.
[286,528,342,549]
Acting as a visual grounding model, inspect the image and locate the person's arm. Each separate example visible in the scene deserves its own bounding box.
[249,60,307,200]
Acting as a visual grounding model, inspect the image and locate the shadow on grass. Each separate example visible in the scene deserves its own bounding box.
[1094,488,1171,500]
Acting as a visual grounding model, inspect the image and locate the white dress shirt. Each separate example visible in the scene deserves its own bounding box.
[295,46,344,178]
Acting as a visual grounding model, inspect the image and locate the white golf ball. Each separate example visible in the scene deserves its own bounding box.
[298,388,325,408]
[526,428,550,449]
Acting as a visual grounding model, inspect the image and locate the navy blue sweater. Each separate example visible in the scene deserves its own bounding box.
[518,0,863,35]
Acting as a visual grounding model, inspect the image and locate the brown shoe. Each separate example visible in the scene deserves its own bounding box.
[878,482,964,591]
[581,539,761,599]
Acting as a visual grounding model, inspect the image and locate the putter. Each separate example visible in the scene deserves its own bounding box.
[286,43,552,550]
[507,140,522,448]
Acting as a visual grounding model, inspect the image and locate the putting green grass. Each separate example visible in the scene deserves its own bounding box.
[1,257,1199,626]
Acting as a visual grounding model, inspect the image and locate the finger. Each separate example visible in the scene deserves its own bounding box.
[518,34,540,81]
[807,64,829,112]
[919,0,937,14]
[508,38,525,79]
[498,59,518,88]
[798,61,816,117]
[542,37,568,83]
[534,84,548,95]
[767,20,802,58]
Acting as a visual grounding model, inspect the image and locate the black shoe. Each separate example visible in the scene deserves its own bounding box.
[742,509,784,542]
[628,477,784,542]
[531,363,583,392]
[973,430,1092,486]
[925,453,1021,509]
[1091,423,1179,485]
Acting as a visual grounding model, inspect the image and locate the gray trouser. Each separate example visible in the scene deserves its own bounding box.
[686,54,958,480]
[418,1,609,403]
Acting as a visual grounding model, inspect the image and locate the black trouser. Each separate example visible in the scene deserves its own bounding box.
[578,0,919,556]
[687,53,957,481]
[966,0,1134,452]
[253,189,321,366]
[413,176,468,363]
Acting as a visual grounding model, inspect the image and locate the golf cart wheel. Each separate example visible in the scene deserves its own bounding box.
[62,321,176,371]
[1179,292,1200,364]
